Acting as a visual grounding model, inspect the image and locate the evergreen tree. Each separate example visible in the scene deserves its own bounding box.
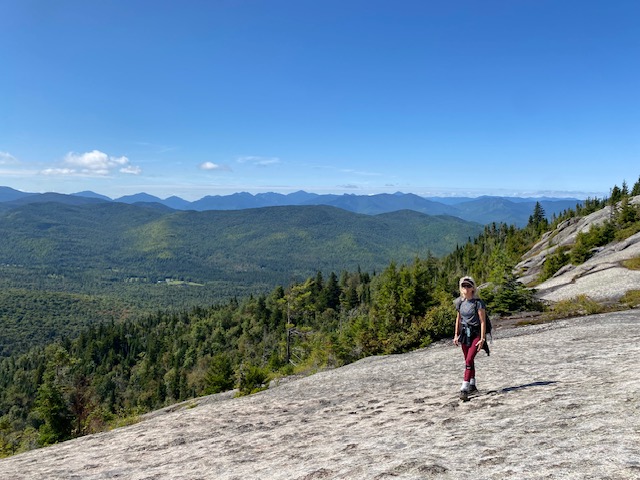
[35,381,72,445]
[527,201,548,233]
[631,176,640,196]
[34,346,75,445]
[204,353,234,394]
[610,185,623,204]
[621,180,629,196]
[616,196,638,227]
[320,272,341,311]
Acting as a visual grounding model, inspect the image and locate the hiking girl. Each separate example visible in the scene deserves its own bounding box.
[453,276,487,401]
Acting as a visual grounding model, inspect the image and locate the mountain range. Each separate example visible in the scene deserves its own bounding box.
[0,186,581,227]
[0,197,484,313]
[0,200,480,282]
[0,196,485,355]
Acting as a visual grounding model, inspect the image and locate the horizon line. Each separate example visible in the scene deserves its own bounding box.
[0,184,603,203]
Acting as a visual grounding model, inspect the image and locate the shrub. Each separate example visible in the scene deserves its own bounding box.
[421,304,455,340]
[204,353,235,395]
[545,294,603,319]
[622,257,640,271]
[236,364,270,397]
[376,304,455,355]
[539,246,570,282]
[570,222,615,265]
[615,223,640,241]
[620,289,640,308]
[482,278,544,315]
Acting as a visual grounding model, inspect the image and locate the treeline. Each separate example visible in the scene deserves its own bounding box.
[2,177,639,456]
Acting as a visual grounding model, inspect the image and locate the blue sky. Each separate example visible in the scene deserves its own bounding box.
[1,1,638,200]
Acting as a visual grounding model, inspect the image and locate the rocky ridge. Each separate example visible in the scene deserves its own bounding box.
[516,195,640,303]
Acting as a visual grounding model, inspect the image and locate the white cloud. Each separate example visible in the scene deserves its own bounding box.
[120,165,142,175]
[199,161,231,171]
[236,156,281,167]
[0,152,19,165]
[64,150,127,173]
[42,168,76,176]
[41,150,142,176]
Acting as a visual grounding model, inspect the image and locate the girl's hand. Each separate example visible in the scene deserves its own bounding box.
[453,335,459,346]
[476,338,485,349]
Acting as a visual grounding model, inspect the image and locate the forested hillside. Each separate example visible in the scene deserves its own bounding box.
[1,177,639,457]
[0,202,482,357]
[0,202,480,291]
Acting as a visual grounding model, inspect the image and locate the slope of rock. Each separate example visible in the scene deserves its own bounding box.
[516,196,640,303]
[1,311,638,479]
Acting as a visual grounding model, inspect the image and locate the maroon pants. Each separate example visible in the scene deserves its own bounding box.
[461,335,480,382]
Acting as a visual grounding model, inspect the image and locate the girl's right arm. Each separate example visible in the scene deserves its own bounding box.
[453,312,461,346]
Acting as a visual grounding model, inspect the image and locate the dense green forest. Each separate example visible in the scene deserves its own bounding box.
[0,203,483,356]
[1,178,640,457]
[0,203,482,290]
[0,203,483,358]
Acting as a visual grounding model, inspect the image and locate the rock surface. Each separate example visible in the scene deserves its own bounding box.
[532,231,640,303]
[1,311,639,479]
[516,196,640,303]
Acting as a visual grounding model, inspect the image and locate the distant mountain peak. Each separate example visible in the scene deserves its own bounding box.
[0,186,36,202]
[72,191,113,201]
[115,193,164,204]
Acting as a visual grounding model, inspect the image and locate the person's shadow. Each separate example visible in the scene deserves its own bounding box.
[486,381,558,395]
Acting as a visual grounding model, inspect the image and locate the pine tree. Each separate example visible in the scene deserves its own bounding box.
[622,180,629,196]
[321,272,341,311]
[34,346,75,445]
[204,353,235,394]
[631,176,640,196]
[527,201,548,233]
[610,185,623,204]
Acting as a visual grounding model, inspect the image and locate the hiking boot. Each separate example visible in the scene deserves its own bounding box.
[459,389,469,402]
[468,385,478,395]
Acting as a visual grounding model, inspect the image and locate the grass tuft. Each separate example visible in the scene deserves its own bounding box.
[620,289,640,308]
[622,257,640,270]
[543,294,604,320]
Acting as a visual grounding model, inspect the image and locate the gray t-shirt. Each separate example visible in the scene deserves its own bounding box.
[455,297,485,327]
